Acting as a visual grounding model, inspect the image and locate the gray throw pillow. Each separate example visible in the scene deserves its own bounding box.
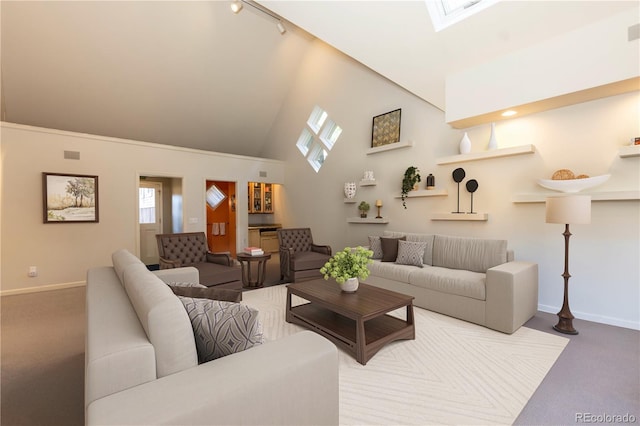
[179,297,263,363]
[170,285,242,303]
[380,236,406,262]
[368,236,383,259]
[395,240,427,268]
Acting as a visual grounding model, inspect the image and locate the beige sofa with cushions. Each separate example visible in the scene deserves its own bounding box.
[362,231,538,334]
[85,249,338,425]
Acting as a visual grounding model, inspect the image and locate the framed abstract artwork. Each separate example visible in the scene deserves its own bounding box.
[371,109,401,148]
[42,172,99,223]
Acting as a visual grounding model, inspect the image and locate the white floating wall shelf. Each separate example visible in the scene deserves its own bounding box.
[619,145,640,158]
[366,140,413,155]
[431,213,488,221]
[436,144,536,165]
[347,217,389,224]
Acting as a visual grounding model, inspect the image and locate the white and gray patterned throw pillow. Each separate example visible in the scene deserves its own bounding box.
[368,236,383,259]
[395,240,427,268]
[179,297,264,363]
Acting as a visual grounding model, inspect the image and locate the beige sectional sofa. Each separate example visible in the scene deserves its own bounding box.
[362,231,538,334]
[85,249,338,425]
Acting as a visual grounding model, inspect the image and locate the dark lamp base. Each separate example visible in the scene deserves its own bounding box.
[553,318,578,335]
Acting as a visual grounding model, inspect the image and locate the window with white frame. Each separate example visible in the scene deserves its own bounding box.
[296,105,342,172]
[206,184,226,210]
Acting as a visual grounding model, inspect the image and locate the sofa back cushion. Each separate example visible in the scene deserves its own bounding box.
[432,235,507,273]
[383,231,435,266]
[123,263,198,377]
[112,248,143,285]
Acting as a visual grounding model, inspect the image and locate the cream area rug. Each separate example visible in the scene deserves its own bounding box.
[242,285,569,425]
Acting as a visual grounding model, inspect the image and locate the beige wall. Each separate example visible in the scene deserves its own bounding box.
[0,123,284,294]
[263,40,640,329]
[446,7,639,123]
[1,38,638,330]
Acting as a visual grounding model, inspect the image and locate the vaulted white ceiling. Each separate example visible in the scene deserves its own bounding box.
[1,1,635,157]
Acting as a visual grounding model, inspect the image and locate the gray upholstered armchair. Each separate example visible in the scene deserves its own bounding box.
[155,232,242,289]
[277,228,332,283]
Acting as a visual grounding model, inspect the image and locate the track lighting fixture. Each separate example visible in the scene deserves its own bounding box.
[230,0,286,35]
[230,0,243,14]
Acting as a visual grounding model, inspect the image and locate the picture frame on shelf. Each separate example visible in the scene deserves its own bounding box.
[371,108,401,148]
[42,172,99,223]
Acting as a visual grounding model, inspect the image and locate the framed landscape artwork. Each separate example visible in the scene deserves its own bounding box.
[371,109,401,148]
[43,172,99,223]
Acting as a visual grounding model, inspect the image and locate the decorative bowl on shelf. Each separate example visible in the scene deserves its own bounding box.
[537,174,610,193]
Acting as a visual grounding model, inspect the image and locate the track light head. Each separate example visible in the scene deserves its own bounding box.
[276,21,286,34]
[230,0,243,14]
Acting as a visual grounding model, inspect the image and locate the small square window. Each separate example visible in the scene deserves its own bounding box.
[307,105,328,134]
[206,184,226,210]
[307,143,328,173]
[319,119,342,150]
[296,128,314,156]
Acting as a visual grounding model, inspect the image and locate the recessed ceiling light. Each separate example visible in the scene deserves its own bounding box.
[501,110,517,117]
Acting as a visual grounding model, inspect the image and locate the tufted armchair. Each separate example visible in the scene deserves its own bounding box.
[155,232,242,289]
[277,228,332,283]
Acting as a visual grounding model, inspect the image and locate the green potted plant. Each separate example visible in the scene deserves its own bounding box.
[320,246,374,292]
[358,201,370,218]
[401,166,421,209]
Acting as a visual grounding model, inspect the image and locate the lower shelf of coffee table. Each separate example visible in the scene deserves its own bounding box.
[289,303,410,347]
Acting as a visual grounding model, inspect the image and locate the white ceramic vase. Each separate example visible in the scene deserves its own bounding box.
[459,132,471,154]
[344,182,357,199]
[488,122,498,150]
[340,277,359,293]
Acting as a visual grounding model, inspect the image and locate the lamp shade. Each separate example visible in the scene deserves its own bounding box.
[375,199,383,207]
[545,195,591,224]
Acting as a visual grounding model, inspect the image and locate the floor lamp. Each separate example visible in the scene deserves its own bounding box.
[545,195,591,335]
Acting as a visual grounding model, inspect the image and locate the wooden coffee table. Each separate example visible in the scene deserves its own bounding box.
[286,279,415,365]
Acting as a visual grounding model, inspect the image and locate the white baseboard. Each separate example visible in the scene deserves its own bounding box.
[1,281,86,297]
[538,304,639,331]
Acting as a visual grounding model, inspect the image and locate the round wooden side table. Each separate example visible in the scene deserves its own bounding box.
[237,252,272,288]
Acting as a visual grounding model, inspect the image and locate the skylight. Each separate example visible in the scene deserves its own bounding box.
[425,0,500,32]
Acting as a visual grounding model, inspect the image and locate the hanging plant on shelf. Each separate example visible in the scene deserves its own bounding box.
[401,166,421,209]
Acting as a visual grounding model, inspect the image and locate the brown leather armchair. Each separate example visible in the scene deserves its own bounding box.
[155,232,242,289]
[277,228,332,283]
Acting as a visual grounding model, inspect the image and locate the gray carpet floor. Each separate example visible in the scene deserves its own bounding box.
[1,258,638,425]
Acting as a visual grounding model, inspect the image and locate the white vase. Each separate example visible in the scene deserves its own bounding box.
[488,122,498,150]
[340,277,359,293]
[459,132,471,154]
[344,182,357,199]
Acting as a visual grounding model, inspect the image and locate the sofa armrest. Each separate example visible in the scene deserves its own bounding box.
[87,331,339,426]
[485,261,538,334]
[206,251,233,266]
[153,266,199,284]
[311,244,332,256]
[158,257,181,269]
